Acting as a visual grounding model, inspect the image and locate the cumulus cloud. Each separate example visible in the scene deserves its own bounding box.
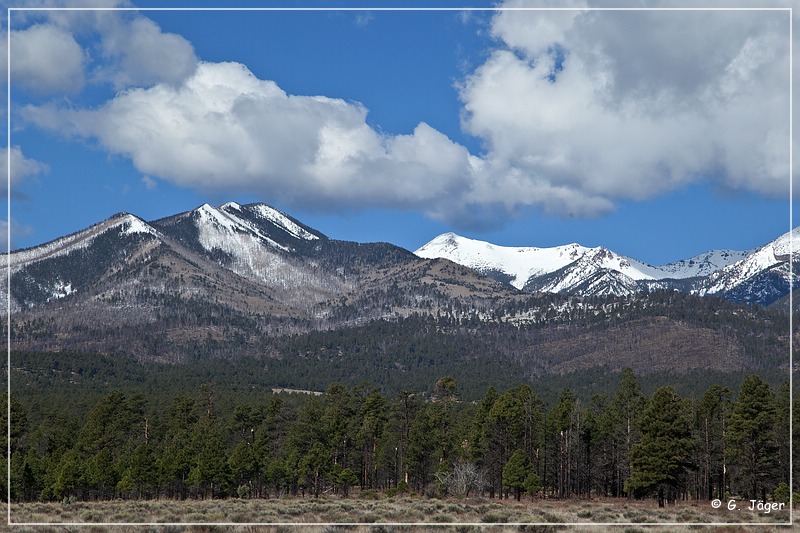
[93,14,198,89]
[8,3,197,95]
[1,146,49,192]
[23,62,478,216]
[17,3,795,228]
[0,218,34,253]
[460,1,792,209]
[9,23,85,96]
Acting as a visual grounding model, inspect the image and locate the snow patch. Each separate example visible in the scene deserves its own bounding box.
[10,214,158,269]
[415,234,664,291]
[120,215,159,237]
[248,204,319,241]
[700,226,800,296]
[659,249,752,279]
[49,280,75,301]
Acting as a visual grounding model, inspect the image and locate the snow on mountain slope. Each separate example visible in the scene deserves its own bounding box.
[225,202,320,242]
[414,232,767,298]
[4,213,164,312]
[9,213,159,269]
[415,233,665,292]
[658,249,753,279]
[194,203,289,253]
[520,253,643,297]
[699,226,799,298]
[152,203,348,295]
[176,203,318,288]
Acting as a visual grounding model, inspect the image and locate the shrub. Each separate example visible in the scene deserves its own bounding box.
[481,511,509,523]
[774,482,789,504]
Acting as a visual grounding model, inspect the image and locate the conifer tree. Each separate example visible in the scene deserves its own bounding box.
[726,375,778,501]
[503,449,540,501]
[626,386,695,507]
[609,368,646,497]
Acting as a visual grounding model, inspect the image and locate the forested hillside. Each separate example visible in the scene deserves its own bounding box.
[5,203,795,514]
[4,371,794,509]
[11,290,791,382]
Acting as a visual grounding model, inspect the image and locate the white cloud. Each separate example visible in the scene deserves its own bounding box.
[490,0,587,57]
[8,4,197,95]
[141,175,157,190]
[94,15,197,89]
[461,3,793,210]
[10,24,85,95]
[1,146,49,191]
[17,4,795,228]
[23,62,477,215]
[0,218,33,253]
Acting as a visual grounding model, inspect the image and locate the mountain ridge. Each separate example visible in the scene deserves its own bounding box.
[6,202,791,379]
[8,203,797,310]
[415,229,796,304]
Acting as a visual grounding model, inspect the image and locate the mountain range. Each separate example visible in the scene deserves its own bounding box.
[5,202,793,377]
[415,228,798,305]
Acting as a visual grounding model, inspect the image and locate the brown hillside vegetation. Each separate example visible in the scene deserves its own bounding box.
[534,317,748,374]
[9,496,793,531]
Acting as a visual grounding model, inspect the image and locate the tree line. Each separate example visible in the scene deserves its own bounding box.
[3,370,794,507]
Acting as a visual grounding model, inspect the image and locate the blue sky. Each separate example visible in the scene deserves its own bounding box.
[5,1,797,266]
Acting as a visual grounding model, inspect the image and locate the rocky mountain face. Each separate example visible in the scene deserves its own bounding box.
[6,202,524,361]
[415,229,798,305]
[6,203,792,377]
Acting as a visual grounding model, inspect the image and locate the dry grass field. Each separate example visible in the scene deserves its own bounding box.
[6,495,794,532]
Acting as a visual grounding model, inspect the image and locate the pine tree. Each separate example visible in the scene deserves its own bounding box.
[773,382,790,490]
[726,375,778,501]
[486,385,541,498]
[117,442,157,499]
[228,440,258,496]
[609,368,646,497]
[502,449,540,501]
[407,405,436,494]
[159,395,201,498]
[626,386,695,507]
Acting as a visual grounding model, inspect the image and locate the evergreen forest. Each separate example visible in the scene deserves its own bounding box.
[4,367,796,510]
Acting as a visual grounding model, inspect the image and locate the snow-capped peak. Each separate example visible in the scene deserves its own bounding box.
[246,204,320,241]
[414,231,763,296]
[118,213,159,237]
[10,213,158,269]
[658,249,753,279]
[221,201,242,211]
[700,226,799,297]
[193,203,288,252]
[415,233,664,290]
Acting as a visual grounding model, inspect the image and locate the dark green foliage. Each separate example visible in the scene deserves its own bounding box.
[5,357,791,508]
[626,387,695,507]
[726,375,778,501]
[502,449,540,500]
[608,369,647,497]
[117,443,157,499]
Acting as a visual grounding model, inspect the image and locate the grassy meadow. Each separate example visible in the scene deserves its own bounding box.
[7,495,794,532]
